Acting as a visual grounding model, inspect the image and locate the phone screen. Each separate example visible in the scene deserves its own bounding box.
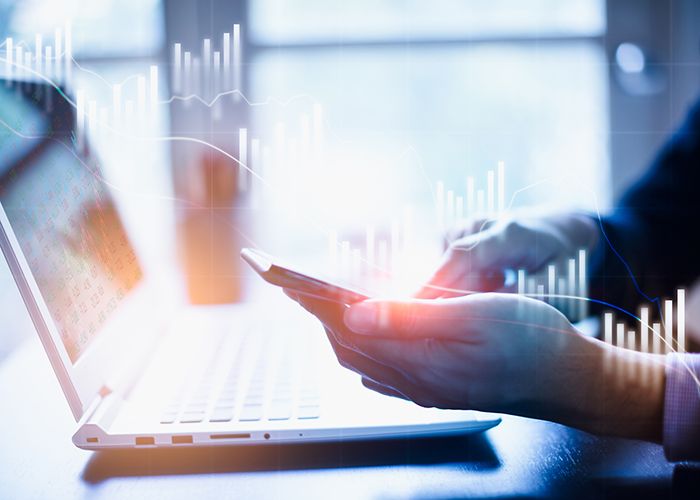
[241,248,371,304]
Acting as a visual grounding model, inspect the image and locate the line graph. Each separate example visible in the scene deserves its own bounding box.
[1,23,699,392]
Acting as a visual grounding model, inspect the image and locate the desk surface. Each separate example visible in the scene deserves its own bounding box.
[0,334,684,500]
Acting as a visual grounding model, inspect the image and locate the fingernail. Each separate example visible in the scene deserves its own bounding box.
[344,302,378,334]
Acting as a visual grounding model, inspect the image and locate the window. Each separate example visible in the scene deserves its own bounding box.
[251,0,606,44]
[248,1,611,266]
[4,0,163,58]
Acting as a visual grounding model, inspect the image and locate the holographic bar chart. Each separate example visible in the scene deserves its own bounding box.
[435,160,506,230]
[170,24,242,100]
[602,289,686,387]
[515,249,589,321]
[603,289,686,355]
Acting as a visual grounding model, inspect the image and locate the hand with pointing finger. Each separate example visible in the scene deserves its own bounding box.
[417,210,600,299]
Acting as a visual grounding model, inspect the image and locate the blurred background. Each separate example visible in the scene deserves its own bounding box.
[0,0,699,359]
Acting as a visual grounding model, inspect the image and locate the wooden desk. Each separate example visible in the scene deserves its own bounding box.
[0,335,691,499]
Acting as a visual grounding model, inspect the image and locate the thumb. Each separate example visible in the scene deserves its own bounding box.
[344,297,479,338]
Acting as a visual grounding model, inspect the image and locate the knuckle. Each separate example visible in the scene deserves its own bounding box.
[503,219,529,242]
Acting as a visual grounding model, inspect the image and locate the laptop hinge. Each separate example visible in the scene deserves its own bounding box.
[78,385,119,428]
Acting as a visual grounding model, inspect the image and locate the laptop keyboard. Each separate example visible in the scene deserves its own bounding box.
[159,328,321,425]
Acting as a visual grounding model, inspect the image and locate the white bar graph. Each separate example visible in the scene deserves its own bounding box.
[44,46,52,77]
[604,313,613,344]
[202,38,211,76]
[527,277,536,296]
[652,323,661,354]
[627,331,637,380]
[664,300,673,354]
[516,249,588,321]
[604,312,613,372]
[76,90,85,149]
[567,258,576,299]
[616,323,625,348]
[173,43,181,93]
[487,170,494,213]
[5,37,13,81]
[517,269,526,295]
[547,265,556,295]
[223,32,231,87]
[35,34,42,71]
[137,76,146,115]
[233,23,241,95]
[602,290,686,367]
[437,162,507,227]
[183,51,191,95]
[15,45,22,78]
[640,307,649,354]
[578,248,588,319]
[149,65,158,109]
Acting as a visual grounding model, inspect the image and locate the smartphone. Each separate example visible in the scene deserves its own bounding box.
[241,248,371,304]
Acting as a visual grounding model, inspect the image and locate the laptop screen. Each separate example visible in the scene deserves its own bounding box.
[0,82,143,363]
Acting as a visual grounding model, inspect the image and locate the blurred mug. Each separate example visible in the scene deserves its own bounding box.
[175,151,247,304]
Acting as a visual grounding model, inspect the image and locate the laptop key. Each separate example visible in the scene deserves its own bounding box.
[215,397,236,407]
[297,405,321,420]
[243,395,265,405]
[268,400,292,421]
[239,404,263,422]
[210,407,235,422]
[298,396,321,407]
[184,403,208,413]
[180,411,206,423]
[160,412,178,424]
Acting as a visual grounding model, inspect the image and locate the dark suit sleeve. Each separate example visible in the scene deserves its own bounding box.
[589,99,700,313]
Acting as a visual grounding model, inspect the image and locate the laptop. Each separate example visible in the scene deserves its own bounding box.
[0,79,500,450]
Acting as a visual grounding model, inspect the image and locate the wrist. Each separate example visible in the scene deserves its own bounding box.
[585,342,665,442]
